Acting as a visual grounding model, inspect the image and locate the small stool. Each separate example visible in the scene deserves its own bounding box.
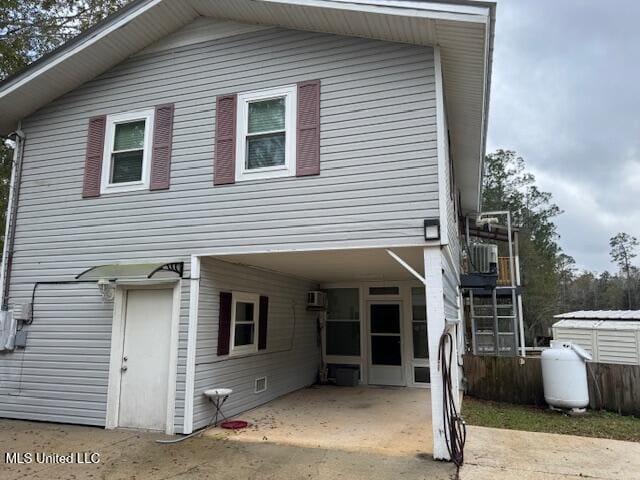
[203,388,233,427]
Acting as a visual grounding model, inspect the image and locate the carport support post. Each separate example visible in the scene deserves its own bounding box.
[424,246,449,461]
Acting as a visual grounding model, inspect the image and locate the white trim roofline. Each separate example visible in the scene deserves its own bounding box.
[0,0,164,101]
[259,0,491,22]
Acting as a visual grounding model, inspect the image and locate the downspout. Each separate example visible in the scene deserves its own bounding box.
[1,124,26,310]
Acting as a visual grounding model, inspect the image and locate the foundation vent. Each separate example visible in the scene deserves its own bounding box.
[254,376,267,393]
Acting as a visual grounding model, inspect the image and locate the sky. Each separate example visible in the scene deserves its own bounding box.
[486,0,640,273]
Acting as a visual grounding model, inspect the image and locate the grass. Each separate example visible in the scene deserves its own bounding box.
[462,397,640,442]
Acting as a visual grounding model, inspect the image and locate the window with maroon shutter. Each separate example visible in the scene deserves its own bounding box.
[217,291,232,356]
[82,115,106,198]
[296,79,321,176]
[150,103,175,190]
[214,94,237,185]
[258,296,269,350]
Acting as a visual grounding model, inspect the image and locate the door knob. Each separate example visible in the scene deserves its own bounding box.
[123,356,128,361]
[121,365,128,372]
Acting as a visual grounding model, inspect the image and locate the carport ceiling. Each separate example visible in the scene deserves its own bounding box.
[214,247,425,283]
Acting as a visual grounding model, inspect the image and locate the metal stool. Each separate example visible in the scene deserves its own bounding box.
[203,388,233,427]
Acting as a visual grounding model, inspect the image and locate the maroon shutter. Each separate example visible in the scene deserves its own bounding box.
[150,103,175,190]
[214,94,237,185]
[217,291,232,356]
[296,80,321,176]
[82,115,106,198]
[258,295,269,350]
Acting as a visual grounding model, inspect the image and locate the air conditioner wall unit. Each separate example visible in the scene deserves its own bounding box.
[307,291,327,309]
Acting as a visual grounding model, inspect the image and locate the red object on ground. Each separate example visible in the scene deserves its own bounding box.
[220,420,249,429]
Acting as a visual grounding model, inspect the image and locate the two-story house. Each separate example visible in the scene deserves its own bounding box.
[0,0,495,460]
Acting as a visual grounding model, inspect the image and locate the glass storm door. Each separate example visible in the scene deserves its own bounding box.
[368,303,404,386]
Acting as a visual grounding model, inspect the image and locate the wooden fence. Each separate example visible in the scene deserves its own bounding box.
[463,354,640,416]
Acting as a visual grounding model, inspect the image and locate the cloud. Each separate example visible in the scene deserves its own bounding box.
[487,0,640,272]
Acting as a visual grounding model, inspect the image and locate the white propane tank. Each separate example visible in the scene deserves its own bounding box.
[541,340,592,410]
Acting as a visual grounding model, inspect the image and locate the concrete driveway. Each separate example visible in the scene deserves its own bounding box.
[461,425,640,480]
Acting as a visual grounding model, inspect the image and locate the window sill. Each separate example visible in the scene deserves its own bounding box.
[100,181,149,194]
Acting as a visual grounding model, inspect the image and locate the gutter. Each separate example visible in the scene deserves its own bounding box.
[0,125,26,310]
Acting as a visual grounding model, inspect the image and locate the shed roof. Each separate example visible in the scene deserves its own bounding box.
[554,310,640,321]
[0,0,495,213]
[553,319,640,331]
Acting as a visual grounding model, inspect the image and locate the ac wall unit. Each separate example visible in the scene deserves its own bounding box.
[307,291,327,309]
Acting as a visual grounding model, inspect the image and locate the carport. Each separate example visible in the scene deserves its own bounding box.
[186,245,462,460]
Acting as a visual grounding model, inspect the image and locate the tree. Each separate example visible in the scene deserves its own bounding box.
[557,253,576,311]
[0,1,129,252]
[482,150,564,343]
[609,232,639,308]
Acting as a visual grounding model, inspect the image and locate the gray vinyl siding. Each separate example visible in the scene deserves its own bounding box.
[193,258,319,430]
[0,22,437,429]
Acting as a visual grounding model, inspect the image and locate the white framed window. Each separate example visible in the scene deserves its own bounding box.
[235,85,297,181]
[230,291,260,355]
[101,109,154,194]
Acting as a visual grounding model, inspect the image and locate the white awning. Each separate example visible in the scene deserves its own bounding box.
[75,262,184,280]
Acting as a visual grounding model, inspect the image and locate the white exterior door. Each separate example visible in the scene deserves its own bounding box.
[368,302,405,386]
[118,288,173,431]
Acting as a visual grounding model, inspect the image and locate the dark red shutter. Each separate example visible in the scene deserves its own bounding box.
[296,80,321,176]
[258,295,269,350]
[150,103,175,190]
[214,94,237,185]
[217,291,232,356]
[82,115,106,198]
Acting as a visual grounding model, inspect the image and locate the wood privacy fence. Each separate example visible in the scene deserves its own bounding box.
[463,354,640,416]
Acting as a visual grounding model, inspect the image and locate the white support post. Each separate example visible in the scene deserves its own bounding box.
[424,245,449,461]
[183,255,200,434]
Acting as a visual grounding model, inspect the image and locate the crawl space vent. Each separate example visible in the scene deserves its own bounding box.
[254,376,267,393]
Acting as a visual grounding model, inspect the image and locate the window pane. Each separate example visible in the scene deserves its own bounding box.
[411,287,426,321]
[234,324,254,346]
[114,120,145,150]
[111,150,143,183]
[248,98,285,133]
[326,321,360,356]
[327,289,359,320]
[370,304,400,333]
[371,335,401,365]
[412,323,428,359]
[246,133,285,169]
[414,366,430,383]
[235,302,255,323]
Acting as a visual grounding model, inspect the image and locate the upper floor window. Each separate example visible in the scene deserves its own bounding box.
[101,109,154,193]
[235,85,296,181]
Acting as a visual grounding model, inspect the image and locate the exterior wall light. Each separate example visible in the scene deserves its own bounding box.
[424,218,441,241]
[97,278,116,302]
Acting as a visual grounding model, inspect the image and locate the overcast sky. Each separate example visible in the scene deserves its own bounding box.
[486,0,640,273]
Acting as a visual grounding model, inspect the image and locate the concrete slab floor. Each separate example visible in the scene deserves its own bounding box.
[0,385,453,480]
[208,385,434,458]
[461,425,640,480]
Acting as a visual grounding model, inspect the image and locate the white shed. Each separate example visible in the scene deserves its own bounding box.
[552,311,640,365]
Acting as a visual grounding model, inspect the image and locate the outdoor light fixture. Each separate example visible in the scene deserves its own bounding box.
[97,278,116,302]
[424,218,441,241]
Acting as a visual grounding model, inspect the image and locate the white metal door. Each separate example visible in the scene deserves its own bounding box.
[368,302,405,386]
[118,288,173,430]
